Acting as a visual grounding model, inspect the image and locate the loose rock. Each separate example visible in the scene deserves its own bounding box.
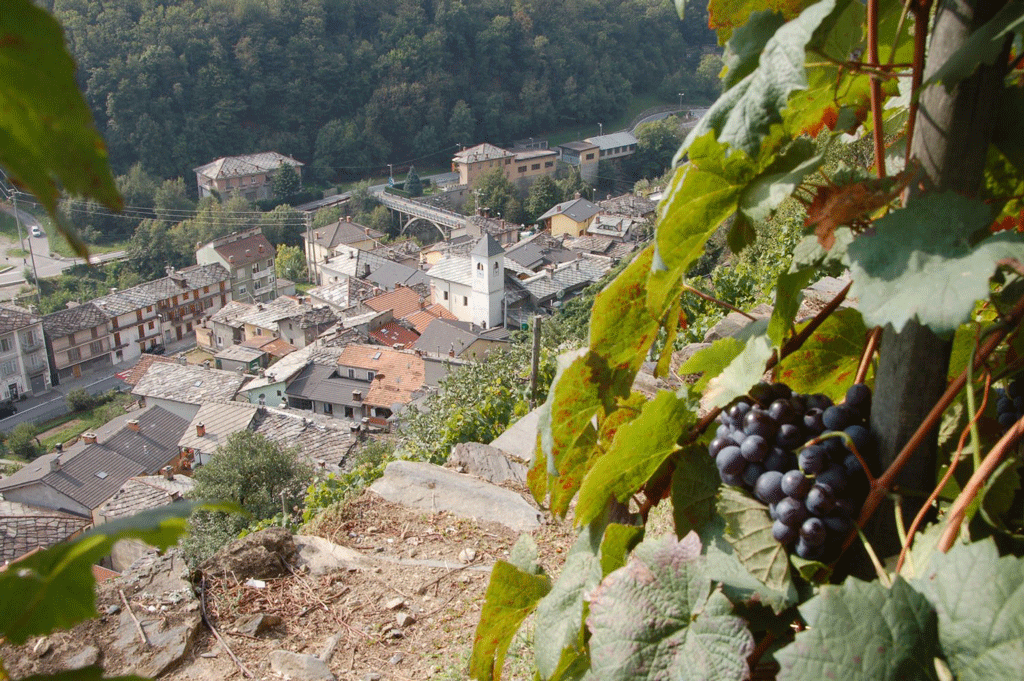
[233,613,282,637]
[199,527,297,580]
[384,598,405,610]
[396,612,415,628]
[269,650,337,681]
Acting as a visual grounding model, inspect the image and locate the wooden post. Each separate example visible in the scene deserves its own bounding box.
[530,315,542,405]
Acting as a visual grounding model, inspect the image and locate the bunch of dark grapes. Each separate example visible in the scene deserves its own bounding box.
[995,377,1024,432]
[708,381,874,560]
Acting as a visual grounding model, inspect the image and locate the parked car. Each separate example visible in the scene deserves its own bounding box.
[30,226,42,238]
[0,400,17,418]
[143,345,166,356]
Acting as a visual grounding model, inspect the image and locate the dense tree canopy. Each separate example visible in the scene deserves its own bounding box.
[44,0,716,182]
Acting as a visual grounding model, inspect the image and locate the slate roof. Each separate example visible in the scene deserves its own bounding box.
[242,343,343,394]
[0,305,39,334]
[92,264,229,317]
[324,251,427,291]
[213,231,275,267]
[471,234,504,258]
[194,152,304,179]
[238,296,330,331]
[0,501,91,564]
[285,363,367,406]
[0,406,189,513]
[413,318,510,357]
[209,300,255,327]
[132,362,246,405]
[454,143,513,162]
[336,345,426,408]
[537,197,601,223]
[97,475,193,521]
[178,402,259,454]
[251,408,356,468]
[584,131,638,151]
[598,193,657,218]
[307,280,375,310]
[215,345,265,364]
[519,257,611,302]
[311,218,382,249]
[367,261,429,291]
[42,303,108,338]
[559,141,599,152]
[115,354,176,386]
[370,322,420,348]
[427,255,473,286]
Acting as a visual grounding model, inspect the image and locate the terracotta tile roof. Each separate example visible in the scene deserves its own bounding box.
[336,344,426,408]
[116,354,176,386]
[369,322,420,349]
[240,336,297,357]
[213,232,275,267]
[364,286,427,319]
[42,302,108,338]
[403,305,457,334]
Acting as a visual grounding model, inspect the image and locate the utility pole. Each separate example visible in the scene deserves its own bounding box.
[530,315,542,406]
[304,210,314,285]
[12,190,41,307]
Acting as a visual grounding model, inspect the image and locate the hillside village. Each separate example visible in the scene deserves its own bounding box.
[0,137,661,577]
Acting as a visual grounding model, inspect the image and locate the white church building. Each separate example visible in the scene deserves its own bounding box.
[426,235,505,329]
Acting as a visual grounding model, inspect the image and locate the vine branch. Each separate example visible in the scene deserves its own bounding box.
[683,283,757,320]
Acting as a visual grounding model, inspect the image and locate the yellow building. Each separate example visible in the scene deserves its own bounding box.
[452,143,558,188]
[537,197,601,238]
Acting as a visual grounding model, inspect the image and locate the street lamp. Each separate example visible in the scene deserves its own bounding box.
[598,122,603,137]
[387,164,393,182]
[678,92,685,110]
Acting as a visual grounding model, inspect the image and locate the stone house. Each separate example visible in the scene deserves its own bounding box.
[193,151,303,201]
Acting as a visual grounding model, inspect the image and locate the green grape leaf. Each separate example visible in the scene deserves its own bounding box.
[470,561,552,681]
[658,134,757,278]
[702,515,799,613]
[776,577,940,681]
[979,458,1022,531]
[775,308,867,401]
[590,245,661,374]
[685,0,849,157]
[728,214,758,254]
[13,668,147,681]
[508,534,544,575]
[848,192,1024,334]
[708,0,818,41]
[792,228,854,269]
[0,503,202,644]
[679,337,744,392]
[923,0,1024,91]
[534,540,602,679]
[0,0,122,257]
[576,391,693,525]
[767,268,815,348]
[739,139,823,224]
[915,539,1024,681]
[788,553,832,583]
[704,335,775,409]
[718,486,792,593]
[671,447,722,539]
[722,11,788,87]
[588,534,755,681]
[599,523,645,578]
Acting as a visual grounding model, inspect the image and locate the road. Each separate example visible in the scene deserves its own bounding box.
[0,204,126,287]
[631,107,710,131]
[0,373,126,432]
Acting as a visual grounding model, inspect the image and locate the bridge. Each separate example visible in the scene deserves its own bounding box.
[375,189,468,240]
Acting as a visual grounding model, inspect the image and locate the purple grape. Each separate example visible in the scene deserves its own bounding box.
[728,401,752,429]
[730,429,747,446]
[776,423,804,450]
[763,447,791,472]
[823,515,853,535]
[789,394,808,415]
[772,520,799,545]
[821,435,847,462]
[795,538,824,560]
[771,382,793,400]
[806,393,834,411]
[843,453,865,477]
[805,484,837,515]
[754,471,785,505]
[845,383,871,409]
[769,399,797,425]
[716,446,745,476]
[722,472,745,487]
[768,502,779,520]
[781,469,813,499]
[749,382,775,405]
[998,412,1017,428]
[743,410,776,439]
[740,434,769,462]
[844,425,872,454]
[816,465,848,493]
[708,437,730,457]
[776,497,809,527]
[742,462,766,488]
[798,446,827,475]
[823,405,856,430]
[716,424,731,440]
[800,517,827,546]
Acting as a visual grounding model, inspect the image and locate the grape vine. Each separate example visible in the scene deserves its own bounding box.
[471,0,1024,679]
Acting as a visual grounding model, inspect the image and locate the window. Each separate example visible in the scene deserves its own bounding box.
[91,326,100,339]
[348,368,354,378]
[66,348,81,363]
[267,259,273,268]
[477,263,484,271]
[204,286,210,293]
[239,285,247,295]
[505,158,511,165]
[585,153,595,160]
[146,306,153,313]
[463,295,469,306]
[443,291,449,301]
[518,166,527,173]
[323,403,333,414]
[148,321,155,330]
[0,359,14,375]
[367,371,375,381]
[494,261,499,272]
[0,337,9,353]
[545,161,554,168]
[89,340,104,355]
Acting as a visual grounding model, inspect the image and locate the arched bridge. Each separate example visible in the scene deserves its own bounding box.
[375,190,467,240]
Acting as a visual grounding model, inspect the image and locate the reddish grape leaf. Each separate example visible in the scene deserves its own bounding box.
[775,308,866,401]
[708,0,817,41]
[803,171,914,250]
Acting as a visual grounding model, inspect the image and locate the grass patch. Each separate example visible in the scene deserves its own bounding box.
[294,281,313,294]
[6,248,27,258]
[37,391,134,450]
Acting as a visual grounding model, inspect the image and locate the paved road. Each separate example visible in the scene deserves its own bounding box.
[0,373,126,432]
[631,107,709,131]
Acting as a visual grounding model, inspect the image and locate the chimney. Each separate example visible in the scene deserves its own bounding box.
[161,465,174,481]
[49,457,60,472]
[196,422,206,437]
[55,442,63,453]
[82,432,97,445]
[347,215,352,222]
[228,255,235,263]
[575,191,582,199]
[353,390,362,401]
[258,244,264,254]
[245,249,252,258]
[364,227,370,235]
[127,419,140,432]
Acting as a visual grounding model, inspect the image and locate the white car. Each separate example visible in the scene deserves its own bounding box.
[30,226,42,238]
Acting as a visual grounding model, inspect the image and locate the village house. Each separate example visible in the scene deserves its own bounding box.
[452,143,558,188]
[305,215,383,275]
[0,304,50,399]
[584,131,638,161]
[557,141,600,183]
[92,263,230,363]
[193,151,303,201]
[196,228,278,304]
[238,343,344,408]
[318,248,429,292]
[427,234,505,329]
[131,361,247,421]
[536,196,602,238]
[0,500,91,565]
[412,317,510,360]
[42,302,112,384]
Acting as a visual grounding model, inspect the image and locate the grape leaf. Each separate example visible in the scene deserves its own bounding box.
[14,669,146,681]
[708,0,818,41]
[717,486,792,593]
[739,138,823,224]
[508,534,544,576]
[590,245,661,374]
[534,537,603,679]
[775,308,866,401]
[599,523,645,578]
[470,561,552,681]
[776,577,940,681]
[576,391,693,525]
[915,539,1024,681]
[0,503,201,644]
[767,268,815,348]
[722,11,788,87]
[588,534,755,681]
[701,515,799,613]
[848,192,1024,334]
[923,0,1024,90]
[0,0,122,257]
[685,0,849,157]
[792,228,854,269]
[704,335,775,409]
[671,447,721,539]
[679,337,744,392]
